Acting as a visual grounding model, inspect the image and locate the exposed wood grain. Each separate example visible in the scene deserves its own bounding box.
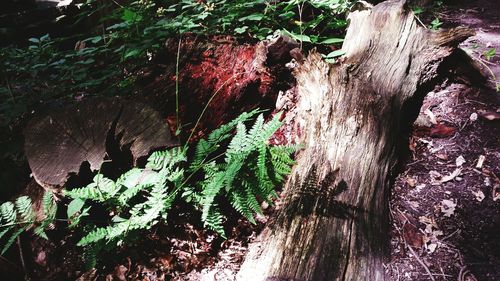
[24,98,178,189]
[237,1,474,280]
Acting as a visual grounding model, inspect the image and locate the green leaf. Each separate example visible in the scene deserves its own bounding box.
[282,29,311,43]
[430,18,442,30]
[239,13,264,21]
[67,198,85,218]
[124,49,141,59]
[484,48,496,61]
[234,26,248,34]
[1,227,26,255]
[320,38,344,45]
[122,9,142,24]
[324,49,346,59]
[412,6,424,15]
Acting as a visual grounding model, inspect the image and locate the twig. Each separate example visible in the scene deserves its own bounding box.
[175,34,183,134]
[4,77,16,104]
[414,14,428,29]
[407,245,436,281]
[17,236,28,280]
[407,159,424,167]
[441,229,460,241]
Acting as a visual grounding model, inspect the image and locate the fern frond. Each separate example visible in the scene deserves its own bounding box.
[117,170,158,206]
[42,191,57,220]
[247,114,265,143]
[15,196,35,224]
[200,172,225,221]
[64,174,119,202]
[203,207,226,238]
[226,122,250,161]
[0,202,16,225]
[229,188,255,224]
[77,226,110,246]
[1,226,26,255]
[0,226,13,240]
[259,114,283,141]
[269,145,297,181]
[190,109,261,171]
[147,147,186,171]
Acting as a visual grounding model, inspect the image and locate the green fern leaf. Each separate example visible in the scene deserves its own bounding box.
[190,109,260,171]
[0,202,16,225]
[229,188,256,224]
[1,226,26,255]
[15,196,35,223]
[203,208,226,238]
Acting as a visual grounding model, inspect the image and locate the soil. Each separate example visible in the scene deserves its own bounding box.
[1,0,499,280]
[387,1,500,280]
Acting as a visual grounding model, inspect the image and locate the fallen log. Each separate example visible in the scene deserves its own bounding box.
[237,1,473,280]
[141,35,299,139]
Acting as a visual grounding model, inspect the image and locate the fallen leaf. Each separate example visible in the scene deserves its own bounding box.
[406,177,417,187]
[472,189,485,202]
[415,184,426,192]
[441,199,457,217]
[430,124,456,138]
[492,185,500,202]
[478,110,500,121]
[403,223,424,249]
[485,177,491,187]
[408,201,420,209]
[427,243,438,253]
[419,216,439,234]
[433,230,443,237]
[435,153,448,160]
[441,168,462,183]
[424,108,438,125]
[419,216,438,228]
[456,155,466,167]
[476,155,486,169]
[469,112,478,121]
[429,170,443,185]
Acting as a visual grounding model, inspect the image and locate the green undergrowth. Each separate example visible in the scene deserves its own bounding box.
[0,110,297,268]
[0,0,354,129]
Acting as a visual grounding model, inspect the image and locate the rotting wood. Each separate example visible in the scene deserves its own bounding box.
[237,1,474,280]
[141,35,299,139]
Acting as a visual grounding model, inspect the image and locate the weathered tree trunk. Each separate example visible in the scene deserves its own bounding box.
[237,1,473,280]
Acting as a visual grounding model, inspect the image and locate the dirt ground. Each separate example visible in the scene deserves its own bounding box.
[386,0,500,280]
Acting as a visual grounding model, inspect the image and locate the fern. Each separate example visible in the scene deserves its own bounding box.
[70,145,186,252]
[194,113,296,235]
[0,110,296,263]
[203,207,226,238]
[0,191,57,254]
[189,109,261,171]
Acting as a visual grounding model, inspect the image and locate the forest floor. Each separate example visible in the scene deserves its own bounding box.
[2,1,499,281]
[387,0,500,280]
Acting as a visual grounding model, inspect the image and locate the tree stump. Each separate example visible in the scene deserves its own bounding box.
[237,1,473,280]
[24,98,178,190]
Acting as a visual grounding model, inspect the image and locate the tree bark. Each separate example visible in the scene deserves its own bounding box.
[237,1,473,280]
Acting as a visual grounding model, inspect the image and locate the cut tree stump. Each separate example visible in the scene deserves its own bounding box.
[24,98,178,189]
[237,1,473,280]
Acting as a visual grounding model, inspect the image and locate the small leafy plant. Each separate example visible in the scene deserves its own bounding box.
[483,48,496,61]
[0,110,296,267]
[429,17,442,30]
